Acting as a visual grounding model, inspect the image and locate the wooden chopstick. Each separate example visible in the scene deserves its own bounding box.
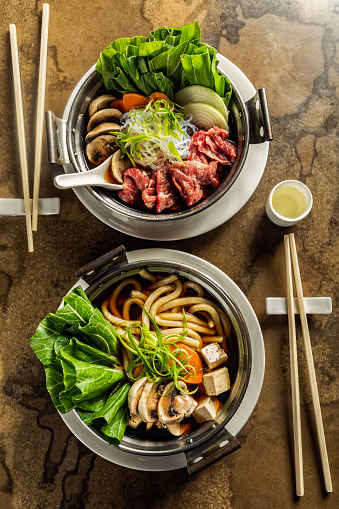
[284,235,304,496]
[9,24,34,253]
[289,233,333,492]
[32,3,50,231]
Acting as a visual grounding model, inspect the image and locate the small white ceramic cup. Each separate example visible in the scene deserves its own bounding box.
[265,180,313,227]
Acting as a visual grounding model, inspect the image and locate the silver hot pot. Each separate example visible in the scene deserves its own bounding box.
[59,246,265,473]
[46,54,272,240]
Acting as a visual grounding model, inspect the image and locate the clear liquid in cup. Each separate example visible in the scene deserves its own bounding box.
[272,186,307,219]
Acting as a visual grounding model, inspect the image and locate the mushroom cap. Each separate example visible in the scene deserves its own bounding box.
[158,381,197,425]
[85,135,116,165]
[138,381,164,423]
[111,149,131,183]
[87,108,123,132]
[128,376,148,415]
[89,94,116,118]
[85,122,121,143]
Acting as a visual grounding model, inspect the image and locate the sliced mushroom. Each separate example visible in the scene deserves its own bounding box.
[87,108,123,132]
[85,122,121,143]
[89,94,116,118]
[111,149,131,183]
[128,414,142,429]
[158,381,197,426]
[172,392,197,417]
[128,377,148,415]
[138,381,164,423]
[86,135,117,165]
[166,423,182,436]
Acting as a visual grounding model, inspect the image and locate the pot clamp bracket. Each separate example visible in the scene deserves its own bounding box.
[75,245,128,285]
[245,88,273,144]
[186,426,240,474]
[45,110,70,165]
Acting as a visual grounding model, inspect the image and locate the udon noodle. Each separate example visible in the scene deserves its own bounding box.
[101,270,231,356]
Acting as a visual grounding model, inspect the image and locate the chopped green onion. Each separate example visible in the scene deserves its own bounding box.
[112,99,195,167]
[120,309,197,394]
[168,141,183,162]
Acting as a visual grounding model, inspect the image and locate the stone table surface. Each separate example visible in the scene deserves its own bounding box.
[0,1,338,508]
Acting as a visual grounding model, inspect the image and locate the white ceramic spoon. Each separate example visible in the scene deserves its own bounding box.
[53,155,123,190]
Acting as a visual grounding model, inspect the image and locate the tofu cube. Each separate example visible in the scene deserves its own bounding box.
[203,367,230,396]
[193,396,219,423]
[200,343,228,369]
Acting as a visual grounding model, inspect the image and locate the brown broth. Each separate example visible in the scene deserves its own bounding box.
[104,166,121,185]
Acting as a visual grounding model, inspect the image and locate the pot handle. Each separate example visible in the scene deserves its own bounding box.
[75,245,128,285]
[245,88,273,144]
[45,111,70,165]
[185,426,240,474]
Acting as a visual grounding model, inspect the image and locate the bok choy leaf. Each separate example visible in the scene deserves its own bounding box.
[29,286,130,446]
[95,21,232,107]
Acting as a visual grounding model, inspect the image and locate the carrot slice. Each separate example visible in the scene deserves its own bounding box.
[147,92,170,104]
[111,98,127,113]
[122,93,148,112]
[132,364,144,379]
[169,342,203,384]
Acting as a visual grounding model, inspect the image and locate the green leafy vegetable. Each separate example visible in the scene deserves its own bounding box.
[96,21,232,107]
[29,286,129,446]
[90,382,130,425]
[103,405,130,445]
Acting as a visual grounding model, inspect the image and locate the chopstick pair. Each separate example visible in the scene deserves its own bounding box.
[9,3,50,252]
[284,233,333,496]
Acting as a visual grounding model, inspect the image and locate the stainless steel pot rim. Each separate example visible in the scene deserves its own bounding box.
[59,248,265,471]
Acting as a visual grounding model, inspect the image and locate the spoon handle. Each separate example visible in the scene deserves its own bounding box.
[53,172,123,190]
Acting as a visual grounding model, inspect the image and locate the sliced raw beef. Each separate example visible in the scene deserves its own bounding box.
[170,160,218,206]
[187,144,209,165]
[190,127,236,165]
[119,167,150,206]
[142,169,157,210]
[156,159,177,213]
[123,168,150,191]
[171,164,202,206]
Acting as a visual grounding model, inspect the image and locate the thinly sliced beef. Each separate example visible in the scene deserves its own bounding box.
[119,127,236,212]
[170,160,218,206]
[187,144,209,165]
[190,127,236,165]
[142,169,157,210]
[124,168,150,191]
[156,160,176,213]
[171,164,202,206]
[119,168,150,206]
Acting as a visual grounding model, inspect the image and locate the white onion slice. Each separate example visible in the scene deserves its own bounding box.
[182,102,228,131]
[175,85,228,122]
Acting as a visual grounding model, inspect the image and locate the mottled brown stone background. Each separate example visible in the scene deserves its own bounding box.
[0,1,338,508]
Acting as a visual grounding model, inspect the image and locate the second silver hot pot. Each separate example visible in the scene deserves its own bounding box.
[59,246,265,473]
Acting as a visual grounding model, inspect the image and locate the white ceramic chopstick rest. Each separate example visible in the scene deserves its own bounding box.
[0,198,60,216]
